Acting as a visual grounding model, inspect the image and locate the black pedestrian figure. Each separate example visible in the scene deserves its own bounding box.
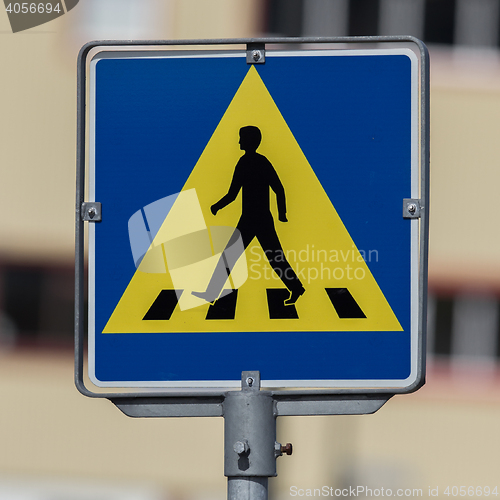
[192,126,305,305]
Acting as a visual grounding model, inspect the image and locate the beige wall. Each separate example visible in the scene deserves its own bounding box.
[430,49,500,289]
[0,352,224,497]
[172,0,264,40]
[0,9,75,264]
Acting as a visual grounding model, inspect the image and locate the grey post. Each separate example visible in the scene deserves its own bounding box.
[224,371,291,500]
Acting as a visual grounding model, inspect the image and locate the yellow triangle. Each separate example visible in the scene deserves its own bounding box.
[103,66,403,334]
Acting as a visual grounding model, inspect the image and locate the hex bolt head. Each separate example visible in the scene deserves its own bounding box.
[234,440,249,455]
[246,376,254,387]
[252,50,261,62]
[281,443,293,456]
[88,207,97,219]
[274,441,282,457]
[407,203,417,215]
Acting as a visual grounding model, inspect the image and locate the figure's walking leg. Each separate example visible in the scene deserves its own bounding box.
[257,222,305,305]
[192,222,254,303]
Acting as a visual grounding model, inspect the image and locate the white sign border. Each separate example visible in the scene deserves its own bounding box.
[86,46,422,391]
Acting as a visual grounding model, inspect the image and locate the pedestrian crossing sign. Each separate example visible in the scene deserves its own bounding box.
[85,41,427,392]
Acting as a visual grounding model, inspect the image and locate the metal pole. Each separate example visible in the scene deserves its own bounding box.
[224,372,280,500]
[228,478,268,500]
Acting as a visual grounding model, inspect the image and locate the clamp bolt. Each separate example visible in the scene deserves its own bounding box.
[234,440,250,455]
[252,50,261,62]
[407,203,417,215]
[275,441,293,457]
[87,207,97,219]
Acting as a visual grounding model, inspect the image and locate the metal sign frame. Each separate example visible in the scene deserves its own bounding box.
[75,37,429,416]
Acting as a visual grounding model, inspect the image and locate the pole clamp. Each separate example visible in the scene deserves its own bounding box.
[81,202,102,222]
[247,43,265,64]
[403,199,421,219]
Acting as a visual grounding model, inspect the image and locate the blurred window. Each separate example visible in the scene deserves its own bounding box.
[451,295,499,362]
[266,0,304,36]
[429,292,500,364]
[0,264,74,349]
[433,295,454,356]
[302,0,349,37]
[4,267,43,337]
[348,0,380,36]
[379,0,425,39]
[423,0,456,44]
[455,0,500,47]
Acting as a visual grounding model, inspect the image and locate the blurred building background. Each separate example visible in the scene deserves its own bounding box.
[0,0,500,499]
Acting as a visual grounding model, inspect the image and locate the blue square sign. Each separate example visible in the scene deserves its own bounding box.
[79,40,428,392]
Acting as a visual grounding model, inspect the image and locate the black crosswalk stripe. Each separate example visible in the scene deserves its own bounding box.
[266,289,299,319]
[206,290,238,320]
[325,288,366,318]
[143,289,182,320]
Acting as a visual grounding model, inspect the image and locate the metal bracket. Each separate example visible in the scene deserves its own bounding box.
[403,198,421,219]
[81,202,102,222]
[246,42,265,64]
[224,371,277,478]
[274,393,392,416]
[113,396,224,418]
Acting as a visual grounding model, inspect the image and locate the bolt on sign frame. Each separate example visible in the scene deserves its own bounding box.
[75,37,429,418]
